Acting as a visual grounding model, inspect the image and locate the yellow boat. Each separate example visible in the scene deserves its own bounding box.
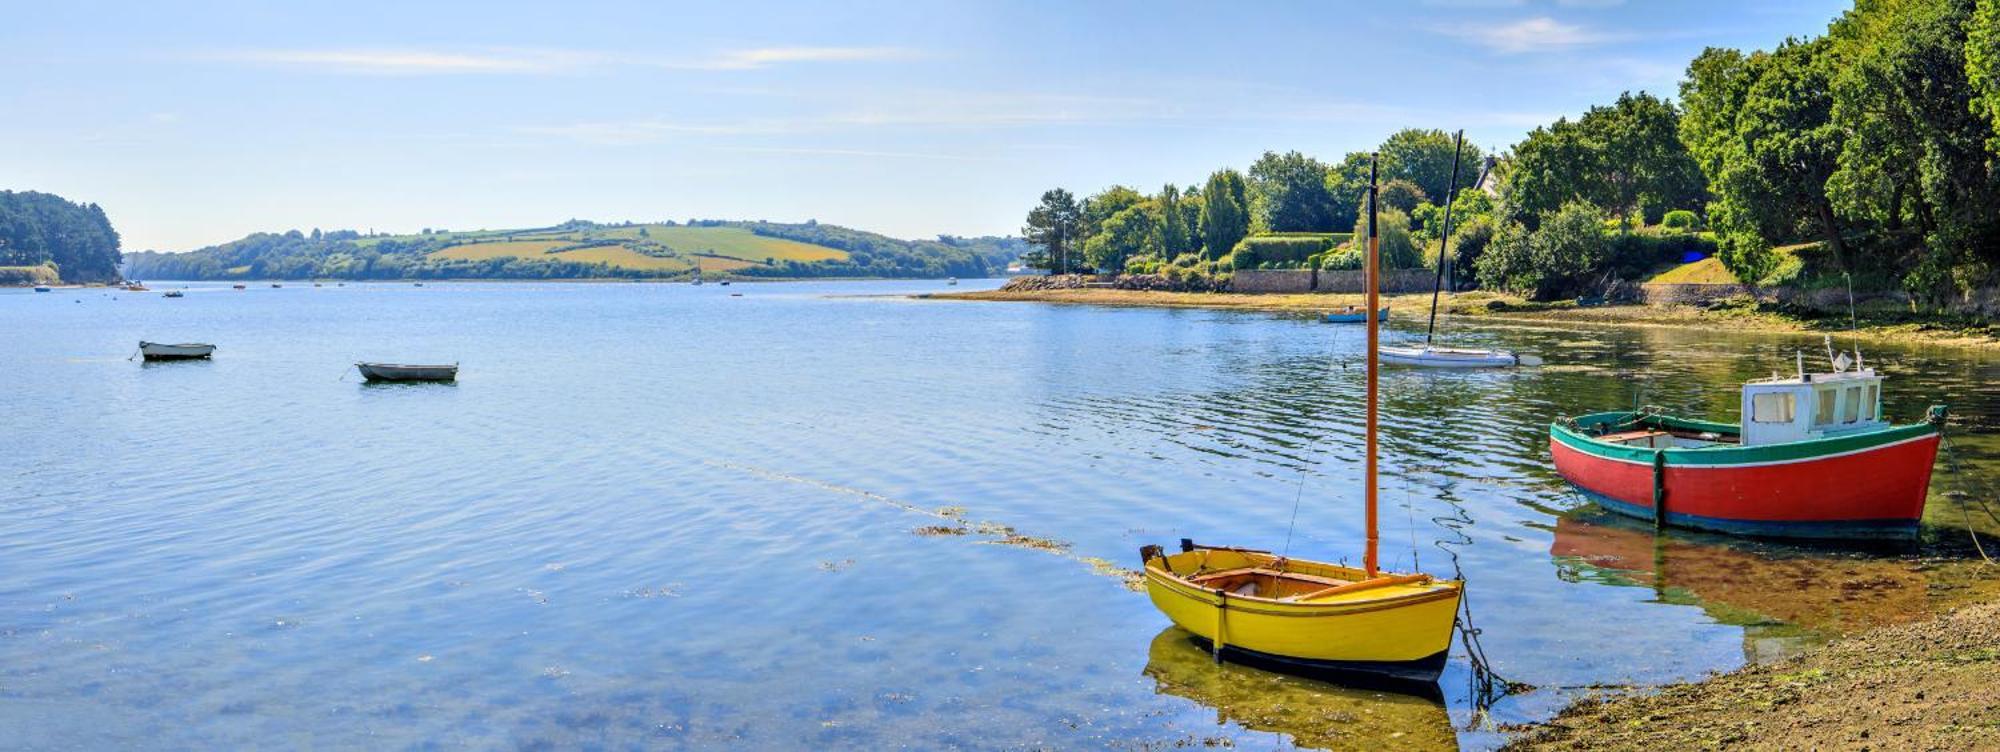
[1141,152,1464,683]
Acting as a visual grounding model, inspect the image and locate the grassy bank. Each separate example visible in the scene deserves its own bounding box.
[1505,598,2000,750]
[930,287,2000,351]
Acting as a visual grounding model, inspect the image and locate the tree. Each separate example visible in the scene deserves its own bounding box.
[1349,206,1422,269]
[1084,203,1158,271]
[1474,202,1610,299]
[1684,38,1850,280]
[1154,184,1192,256]
[1379,129,1485,206]
[1079,185,1145,246]
[1375,179,1427,216]
[1200,169,1250,261]
[1323,151,1372,233]
[1022,188,1084,273]
[1247,150,1338,232]
[1506,92,1704,227]
[1969,0,2000,155]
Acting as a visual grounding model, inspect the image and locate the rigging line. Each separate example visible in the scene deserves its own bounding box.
[1281,322,1348,559]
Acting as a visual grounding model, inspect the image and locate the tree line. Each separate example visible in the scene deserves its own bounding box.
[0,190,122,283]
[1025,0,2000,304]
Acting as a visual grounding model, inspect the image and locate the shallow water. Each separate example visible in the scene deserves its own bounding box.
[3,280,1997,749]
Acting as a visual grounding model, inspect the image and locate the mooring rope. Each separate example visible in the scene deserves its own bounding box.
[1937,430,1999,565]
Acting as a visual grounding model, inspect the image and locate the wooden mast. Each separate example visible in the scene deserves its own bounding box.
[1365,153,1381,578]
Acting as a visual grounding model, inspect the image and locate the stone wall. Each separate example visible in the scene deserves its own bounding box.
[1228,268,1436,294]
[1638,283,1763,305]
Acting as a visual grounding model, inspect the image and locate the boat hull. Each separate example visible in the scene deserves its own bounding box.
[1322,307,1389,323]
[1142,547,1460,682]
[1380,346,1516,368]
[139,342,215,360]
[357,363,458,382]
[1550,412,1940,540]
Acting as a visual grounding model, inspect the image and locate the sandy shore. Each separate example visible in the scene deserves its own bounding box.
[1503,599,2000,750]
[927,287,2000,351]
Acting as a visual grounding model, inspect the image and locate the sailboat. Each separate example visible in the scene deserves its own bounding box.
[1381,132,1536,368]
[1141,154,1464,683]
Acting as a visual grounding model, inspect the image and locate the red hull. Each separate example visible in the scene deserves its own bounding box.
[1550,434,1940,538]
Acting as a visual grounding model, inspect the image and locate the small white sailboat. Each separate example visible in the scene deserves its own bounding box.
[139,341,215,360]
[356,362,458,382]
[1390,135,1534,369]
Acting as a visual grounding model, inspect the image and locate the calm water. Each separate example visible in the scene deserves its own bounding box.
[4,280,1998,750]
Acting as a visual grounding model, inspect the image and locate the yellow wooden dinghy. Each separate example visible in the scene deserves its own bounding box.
[1141,153,1464,683]
[1141,541,1462,682]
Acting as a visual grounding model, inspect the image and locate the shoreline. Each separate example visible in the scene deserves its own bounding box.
[1503,598,2000,749]
[926,287,2000,352]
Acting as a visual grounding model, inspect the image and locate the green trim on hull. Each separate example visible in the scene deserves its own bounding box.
[1551,410,1941,467]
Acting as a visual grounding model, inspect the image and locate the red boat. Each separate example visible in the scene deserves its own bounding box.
[1550,345,1946,540]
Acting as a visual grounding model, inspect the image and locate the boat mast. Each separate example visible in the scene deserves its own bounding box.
[1424,130,1464,347]
[1365,153,1381,578]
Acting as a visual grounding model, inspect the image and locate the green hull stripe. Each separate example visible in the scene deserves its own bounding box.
[1550,411,1937,467]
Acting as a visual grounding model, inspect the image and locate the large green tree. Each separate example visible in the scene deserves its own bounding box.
[1154,184,1192,256]
[1200,169,1250,260]
[1247,150,1339,232]
[1505,92,1705,228]
[1022,188,1084,274]
[1378,129,1485,206]
[1083,203,1158,271]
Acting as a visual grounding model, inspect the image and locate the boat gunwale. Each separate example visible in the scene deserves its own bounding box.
[1142,559,1462,616]
[1550,409,1939,467]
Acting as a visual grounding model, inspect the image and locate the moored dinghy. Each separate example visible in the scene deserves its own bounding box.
[1143,154,1462,683]
[356,362,458,382]
[1322,305,1388,323]
[1551,338,1946,540]
[139,341,215,360]
[1390,134,1535,369]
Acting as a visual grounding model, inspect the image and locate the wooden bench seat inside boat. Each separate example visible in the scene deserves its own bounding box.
[1184,566,1432,601]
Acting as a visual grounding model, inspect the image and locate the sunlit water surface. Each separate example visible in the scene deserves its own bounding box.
[4,280,1998,750]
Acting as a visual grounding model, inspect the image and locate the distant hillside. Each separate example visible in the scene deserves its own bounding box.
[125,219,1027,281]
[0,190,122,284]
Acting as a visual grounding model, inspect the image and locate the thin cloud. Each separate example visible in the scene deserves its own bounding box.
[212,48,592,74]
[205,46,919,75]
[672,47,922,71]
[1440,16,1619,54]
[712,145,993,162]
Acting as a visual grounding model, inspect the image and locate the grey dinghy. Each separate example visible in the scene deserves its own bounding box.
[356,362,458,382]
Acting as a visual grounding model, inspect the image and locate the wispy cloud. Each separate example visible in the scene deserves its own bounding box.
[204,45,919,75]
[212,48,593,74]
[517,92,1171,144]
[672,47,922,71]
[712,145,993,162]
[1439,16,1618,54]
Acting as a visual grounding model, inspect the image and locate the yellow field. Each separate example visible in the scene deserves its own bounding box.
[604,225,848,263]
[548,246,693,271]
[431,240,568,261]
[402,223,849,274]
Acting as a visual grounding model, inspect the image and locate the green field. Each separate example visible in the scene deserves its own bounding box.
[1647,242,1815,285]
[419,224,848,273]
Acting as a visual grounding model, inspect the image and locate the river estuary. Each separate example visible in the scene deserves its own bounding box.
[4,279,1997,749]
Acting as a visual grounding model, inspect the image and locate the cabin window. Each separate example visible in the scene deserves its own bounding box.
[1864,384,1878,421]
[1751,392,1795,423]
[1814,387,1838,425]
[1843,386,1862,423]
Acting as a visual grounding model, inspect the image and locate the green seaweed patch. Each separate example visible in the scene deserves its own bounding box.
[913,525,969,536]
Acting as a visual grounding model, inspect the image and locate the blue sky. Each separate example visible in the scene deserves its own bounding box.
[3,0,1847,251]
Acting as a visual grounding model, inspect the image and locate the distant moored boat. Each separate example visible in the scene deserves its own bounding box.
[356,362,458,382]
[1322,306,1387,324]
[162,290,185,298]
[33,285,51,292]
[233,284,247,290]
[139,341,215,360]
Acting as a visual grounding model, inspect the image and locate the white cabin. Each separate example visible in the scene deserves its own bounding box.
[1740,363,1886,447]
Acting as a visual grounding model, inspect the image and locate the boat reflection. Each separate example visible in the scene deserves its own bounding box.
[1143,627,1457,751]
[1549,512,1930,661]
